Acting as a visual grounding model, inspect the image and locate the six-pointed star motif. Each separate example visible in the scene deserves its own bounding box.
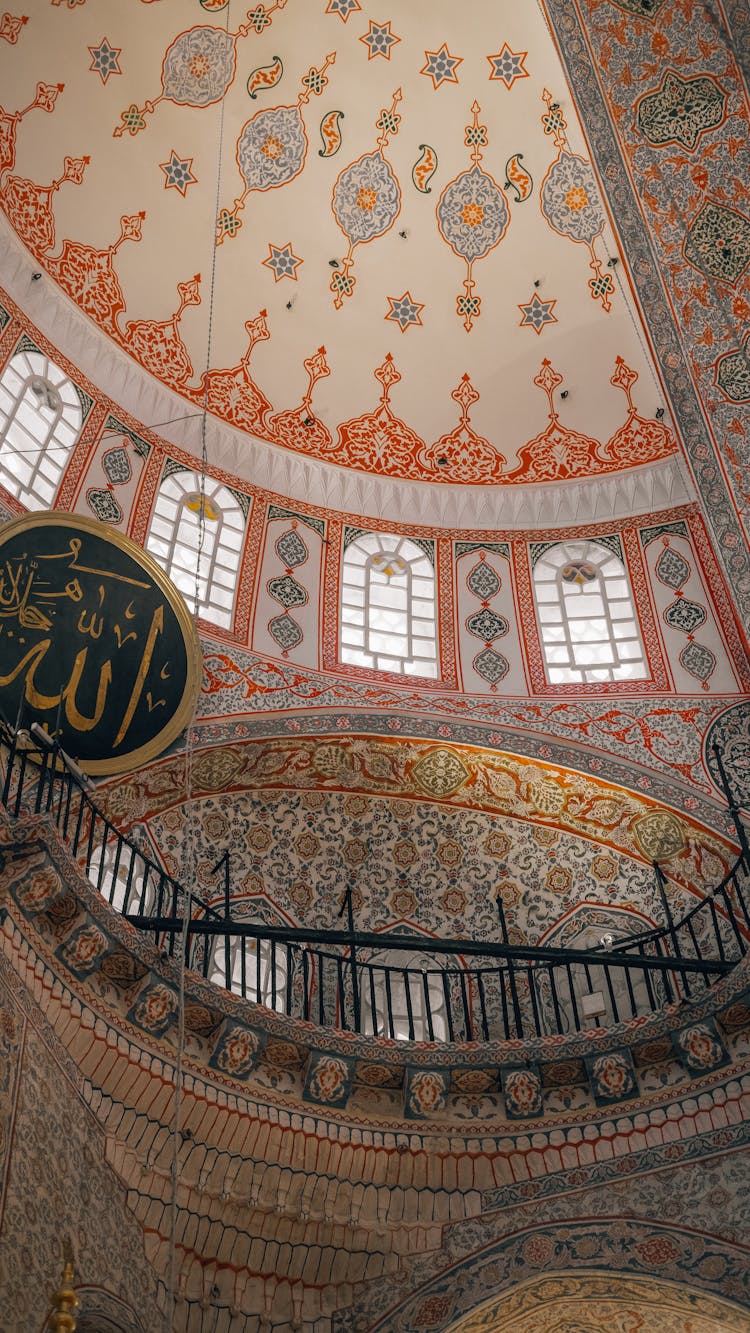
[518,293,558,334]
[263,242,303,282]
[326,0,361,19]
[160,151,197,196]
[386,291,425,331]
[360,20,400,59]
[421,44,463,88]
[487,44,529,89]
[88,37,122,84]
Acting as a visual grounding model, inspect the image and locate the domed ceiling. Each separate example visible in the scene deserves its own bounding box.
[0,0,678,497]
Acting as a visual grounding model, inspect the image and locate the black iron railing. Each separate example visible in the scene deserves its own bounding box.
[1,722,748,1043]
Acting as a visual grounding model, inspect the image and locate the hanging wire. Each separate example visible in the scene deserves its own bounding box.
[164,2,232,1327]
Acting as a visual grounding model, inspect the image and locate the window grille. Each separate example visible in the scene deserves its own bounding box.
[360,949,448,1041]
[0,349,83,509]
[340,531,438,677]
[145,469,246,628]
[209,937,287,1010]
[532,540,647,683]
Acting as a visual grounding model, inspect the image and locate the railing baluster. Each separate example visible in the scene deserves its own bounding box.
[442,970,455,1043]
[422,972,434,1043]
[302,949,310,1022]
[369,966,379,1037]
[527,965,542,1037]
[403,969,415,1041]
[565,963,581,1031]
[498,965,511,1040]
[476,970,489,1042]
[384,968,395,1039]
[622,962,637,1017]
[459,968,472,1041]
[317,952,325,1026]
[603,964,619,1024]
[507,957,523,1038]
[547,963,564,1035]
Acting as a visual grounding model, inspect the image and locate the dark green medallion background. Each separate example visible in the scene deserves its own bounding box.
[0,512,201,774]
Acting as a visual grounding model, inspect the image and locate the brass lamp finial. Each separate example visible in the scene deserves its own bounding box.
[47,1252,79,1333]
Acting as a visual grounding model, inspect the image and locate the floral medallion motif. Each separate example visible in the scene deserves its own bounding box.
[663,596,706,634]
[436,103,509,329]
[636,70,727,150]
[333,151,401,244]
[715,334,750,402]
[501,1065,544,1118]
[236,105,308,191]
[585,1048,637,1105]
[268,612,304,652]
[465,608,509,643]
[541,152,604,246]
[539,91,614,310]
[267,574,307,608]
[672,1019,729,1073]
[218,54,334,240]
[304,1051,353,1105]
[162,26,236,106]
[472,649,510,684]
[704,701,750,804]
[275,527,308,568]
[411,748,469,797]
[404,1068,449,1118]
[632,809,685,860]
[330,90,402,307]
[609,0,667,12]
[114,7,288,136]
[655,545,690,590]
[209,1019,265,1079]
[86,487,123,524]
[679,640,716,684]
[127,980,179,1036]
[683,199,750,285]
[57,923,110,978]
[101,446,131,485]
[467,559,500,601]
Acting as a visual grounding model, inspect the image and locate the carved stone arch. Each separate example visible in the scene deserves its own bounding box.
[374,1218,750,1331]
[75,1286,147,1333]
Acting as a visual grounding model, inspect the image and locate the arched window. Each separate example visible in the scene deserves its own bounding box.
[145,468,246,628]
[0,348,83,509]
[360,950,448,1041]
[340,531,438,677]
[209,936,288,1011]
[532,540,647,683]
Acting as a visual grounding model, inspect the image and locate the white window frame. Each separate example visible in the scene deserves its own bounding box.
[340,531,438,677]
[209,936,287,1011]
[145,469,246,628]
[360,949,448,1041]
[532,539,648,684]
[0,348,83,509]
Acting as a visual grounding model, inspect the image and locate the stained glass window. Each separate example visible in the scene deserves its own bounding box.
[533,540,647,683]
[0,349,83,509]
[145,469,246,628]
[340,531,438,677]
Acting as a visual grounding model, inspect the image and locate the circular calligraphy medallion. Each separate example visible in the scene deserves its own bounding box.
[0,512,201,775]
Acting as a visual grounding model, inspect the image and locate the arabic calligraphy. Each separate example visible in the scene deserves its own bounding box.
[0,513,201,775]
